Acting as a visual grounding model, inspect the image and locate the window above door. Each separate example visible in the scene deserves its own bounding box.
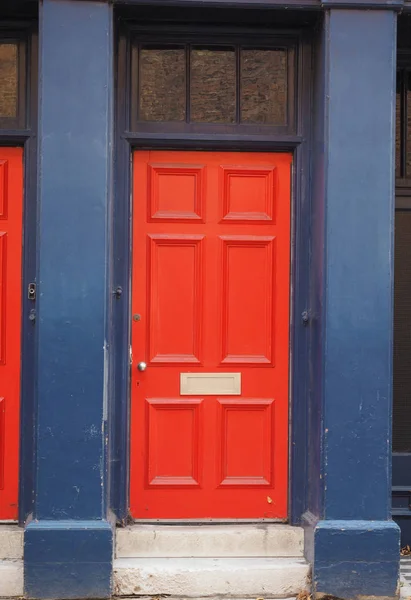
[0,33,27,130]
[396,65,411,184]
[128,29,297,136]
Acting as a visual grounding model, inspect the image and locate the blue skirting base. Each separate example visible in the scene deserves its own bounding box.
[24,520,113,599]
[311,520,400,599]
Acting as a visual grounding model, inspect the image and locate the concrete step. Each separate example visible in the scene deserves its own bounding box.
[0,559,24,597]
[113,557,309,598]
[116,524,304,558]
[0,525,23,559]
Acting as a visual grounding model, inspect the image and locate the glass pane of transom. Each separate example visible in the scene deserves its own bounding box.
[0,44,18,119]
[190,48,236,123]
[139,47,186,122]
[241,49,287,125]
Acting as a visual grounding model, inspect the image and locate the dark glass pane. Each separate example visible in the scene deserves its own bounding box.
[241,49,287,125]
[406,73,411,177]
[190,48,236,124]
[0,44,18,119]
[393,211,411,452]
[139,47,185,122]
[396,72,401,178]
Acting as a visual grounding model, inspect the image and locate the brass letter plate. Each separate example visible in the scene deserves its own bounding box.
[180,373,241,395]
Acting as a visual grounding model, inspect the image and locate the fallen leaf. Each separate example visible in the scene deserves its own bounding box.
[296,592,312,600]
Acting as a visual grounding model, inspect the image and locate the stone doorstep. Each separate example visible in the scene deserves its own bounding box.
[0,524,307,599]
[113,557,309,598]
[0,560,24,598]
[402,585,411,600]
[0,526,23,560]
[0,523,304,561]
[116,524,304,559]
[0,555,306,600]
[401,557,411,599]
[0,522,304,560]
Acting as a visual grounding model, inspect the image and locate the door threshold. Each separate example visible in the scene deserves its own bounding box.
[0,520,18,524]
[131,518,288,525]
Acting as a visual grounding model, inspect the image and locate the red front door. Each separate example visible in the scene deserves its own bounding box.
[0,148,23,519]
[130,150,291,519]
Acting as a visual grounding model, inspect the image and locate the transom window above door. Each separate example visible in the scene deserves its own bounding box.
[396,67,411,182]
[0,44,18,119]
[129,35,297,135]
[0,35,27,129]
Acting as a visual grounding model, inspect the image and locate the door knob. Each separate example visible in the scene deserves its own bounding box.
[137,362,147,372]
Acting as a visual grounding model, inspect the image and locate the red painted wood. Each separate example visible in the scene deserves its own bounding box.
[0,148,23,519]
[131,151,291,519]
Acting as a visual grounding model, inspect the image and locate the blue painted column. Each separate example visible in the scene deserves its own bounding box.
[307,8,400,599]
[24,1,113,598]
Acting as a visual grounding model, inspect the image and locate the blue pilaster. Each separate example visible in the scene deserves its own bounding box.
[307,9,400,599]
[24,1,113,598]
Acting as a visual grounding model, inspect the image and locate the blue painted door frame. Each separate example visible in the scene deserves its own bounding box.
[24,1,114,598]
[111,15,314,527]
[306,8,400,599]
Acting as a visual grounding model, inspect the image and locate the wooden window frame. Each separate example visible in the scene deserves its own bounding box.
[0,30,28,130]
[396,51,411,193]
[128,25,298,136]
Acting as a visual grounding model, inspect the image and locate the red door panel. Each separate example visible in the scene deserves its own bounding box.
[131,151,291,519]
[0,148,23,519]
